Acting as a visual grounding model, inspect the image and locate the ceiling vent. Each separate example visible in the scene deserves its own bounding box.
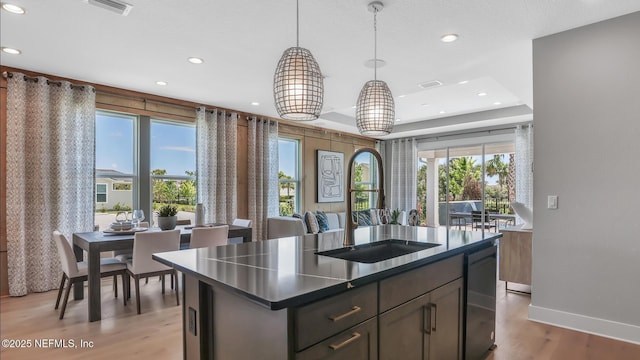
[417,80,443,89]
[87,0,133,16]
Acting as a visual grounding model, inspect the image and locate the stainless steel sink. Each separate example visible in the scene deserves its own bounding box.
[316,239,441,263]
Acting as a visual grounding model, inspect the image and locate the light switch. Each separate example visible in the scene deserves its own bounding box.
[547,195,558,209]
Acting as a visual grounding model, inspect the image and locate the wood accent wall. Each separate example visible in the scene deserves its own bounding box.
[279,125,375,214]
[0,66,375,296]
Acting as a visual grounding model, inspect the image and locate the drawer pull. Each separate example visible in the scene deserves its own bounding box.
[328,306,361,322]
[329,332,361,350]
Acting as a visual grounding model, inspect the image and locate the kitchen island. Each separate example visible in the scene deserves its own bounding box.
[154,225,501,360]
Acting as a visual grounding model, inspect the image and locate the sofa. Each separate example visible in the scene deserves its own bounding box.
[267,212,346,239]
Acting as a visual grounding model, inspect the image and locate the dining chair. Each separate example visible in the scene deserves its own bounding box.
[471,210,497,231]
[125,229,180,314]
[229,218,252,244]
[53,231,127,319]
[113,221,149,262]
[190,225,229,249]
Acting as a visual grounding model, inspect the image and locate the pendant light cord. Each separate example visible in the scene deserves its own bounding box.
[296,0,300,47]
[373,8,378,80]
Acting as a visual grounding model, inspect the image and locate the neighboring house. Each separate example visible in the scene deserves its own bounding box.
[95,169,133,211]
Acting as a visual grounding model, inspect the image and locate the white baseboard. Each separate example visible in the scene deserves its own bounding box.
[528,304,640,345]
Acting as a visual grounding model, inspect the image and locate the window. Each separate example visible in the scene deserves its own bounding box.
[94,111,198,228]
[416,139,515,230]
[112,182,132,191]
[278,138,300,216]
[150,119,196,224]
[96,184,107,203]
[353,151,378,210]
[95,111,135,219]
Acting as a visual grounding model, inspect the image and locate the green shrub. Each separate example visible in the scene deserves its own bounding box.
[157,204,177,217]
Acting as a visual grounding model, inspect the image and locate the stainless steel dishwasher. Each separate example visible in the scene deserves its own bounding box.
[464,245,497,360]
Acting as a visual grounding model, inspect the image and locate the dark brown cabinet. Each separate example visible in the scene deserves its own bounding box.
[296,318,378,360]
[379,278,463,360]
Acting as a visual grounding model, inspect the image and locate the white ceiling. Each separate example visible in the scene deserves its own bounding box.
[2,0,639,139]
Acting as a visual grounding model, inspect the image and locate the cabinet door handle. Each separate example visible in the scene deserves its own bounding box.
[423,305,431,334]
[329,332,361,350]
[430,303,437,332]
[329,306,361,322]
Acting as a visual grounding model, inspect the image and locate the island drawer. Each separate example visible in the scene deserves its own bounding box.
[294,282,377,351]
[295,317,378,360]
[379,254,463,312]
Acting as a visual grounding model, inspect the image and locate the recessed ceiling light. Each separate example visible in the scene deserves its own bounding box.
[421,103,430,107]
[396,118,401,122]
[1,47,21,55]
[351,105,356,109]
[2,3,25,14]
[398,94,406,98]
[251,102,260,106]
[441,34,458,43]
[458,80,469,85]
[493,101,502,105]
[188,57,204,64]
[477,92,488,97]
[439,110,446,114]
[155,81,168,86]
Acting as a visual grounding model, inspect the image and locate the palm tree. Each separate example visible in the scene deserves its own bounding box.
[486,155,509,194]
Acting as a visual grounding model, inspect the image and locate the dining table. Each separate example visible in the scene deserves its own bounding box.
[448,212,516,230]
[72,224,252,322]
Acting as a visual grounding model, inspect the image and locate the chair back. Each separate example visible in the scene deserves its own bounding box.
[232,218,252,227]
[53,231,80,278]
[190,225,229,249]
[471,210,487,222]
[130,230,180,274]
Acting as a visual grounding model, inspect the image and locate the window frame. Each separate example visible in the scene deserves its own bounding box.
[96,183,108,203]
[278,137,301,215]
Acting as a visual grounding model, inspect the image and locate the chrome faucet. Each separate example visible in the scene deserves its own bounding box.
[345,148,385,247]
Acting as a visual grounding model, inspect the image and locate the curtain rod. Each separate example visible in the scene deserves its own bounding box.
[3,71,94,92]
[196,108,235,116]
[410,124,533,143]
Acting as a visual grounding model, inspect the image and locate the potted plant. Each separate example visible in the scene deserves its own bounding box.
[156,204,178,230]
[390,209,401,225]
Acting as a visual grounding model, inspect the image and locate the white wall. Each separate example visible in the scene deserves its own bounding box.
[531,12,640,343]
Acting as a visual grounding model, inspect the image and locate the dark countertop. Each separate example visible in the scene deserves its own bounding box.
[153,225,501,310]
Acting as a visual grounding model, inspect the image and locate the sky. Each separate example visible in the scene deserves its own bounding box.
[95,112,195,175]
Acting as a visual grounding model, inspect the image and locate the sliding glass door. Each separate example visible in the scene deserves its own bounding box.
[417,141,515,231]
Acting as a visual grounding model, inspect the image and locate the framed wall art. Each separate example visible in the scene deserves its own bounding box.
[317,150,344,203]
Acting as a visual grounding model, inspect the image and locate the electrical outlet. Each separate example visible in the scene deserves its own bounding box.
[188,307,197,336]
[547,195,558,209]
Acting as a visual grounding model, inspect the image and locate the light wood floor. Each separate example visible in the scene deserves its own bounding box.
[1,279,639,360]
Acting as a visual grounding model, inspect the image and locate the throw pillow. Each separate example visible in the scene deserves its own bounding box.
[304,211,320,234]
[378,208,390,224]
[408,209,419,226]
[369,209,380,225]
[356,210,372,226]
[292,213,308,233]
[315,211,330,232]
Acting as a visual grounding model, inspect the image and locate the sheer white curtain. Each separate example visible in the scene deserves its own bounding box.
[515,124,534,224]
[6,73,96,296]
[196,108,238,224]
[388,138,417,214]
[247,117,279,240]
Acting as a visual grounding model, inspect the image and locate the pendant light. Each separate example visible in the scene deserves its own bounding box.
[273,0,324,121]
[355,1,394,136]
